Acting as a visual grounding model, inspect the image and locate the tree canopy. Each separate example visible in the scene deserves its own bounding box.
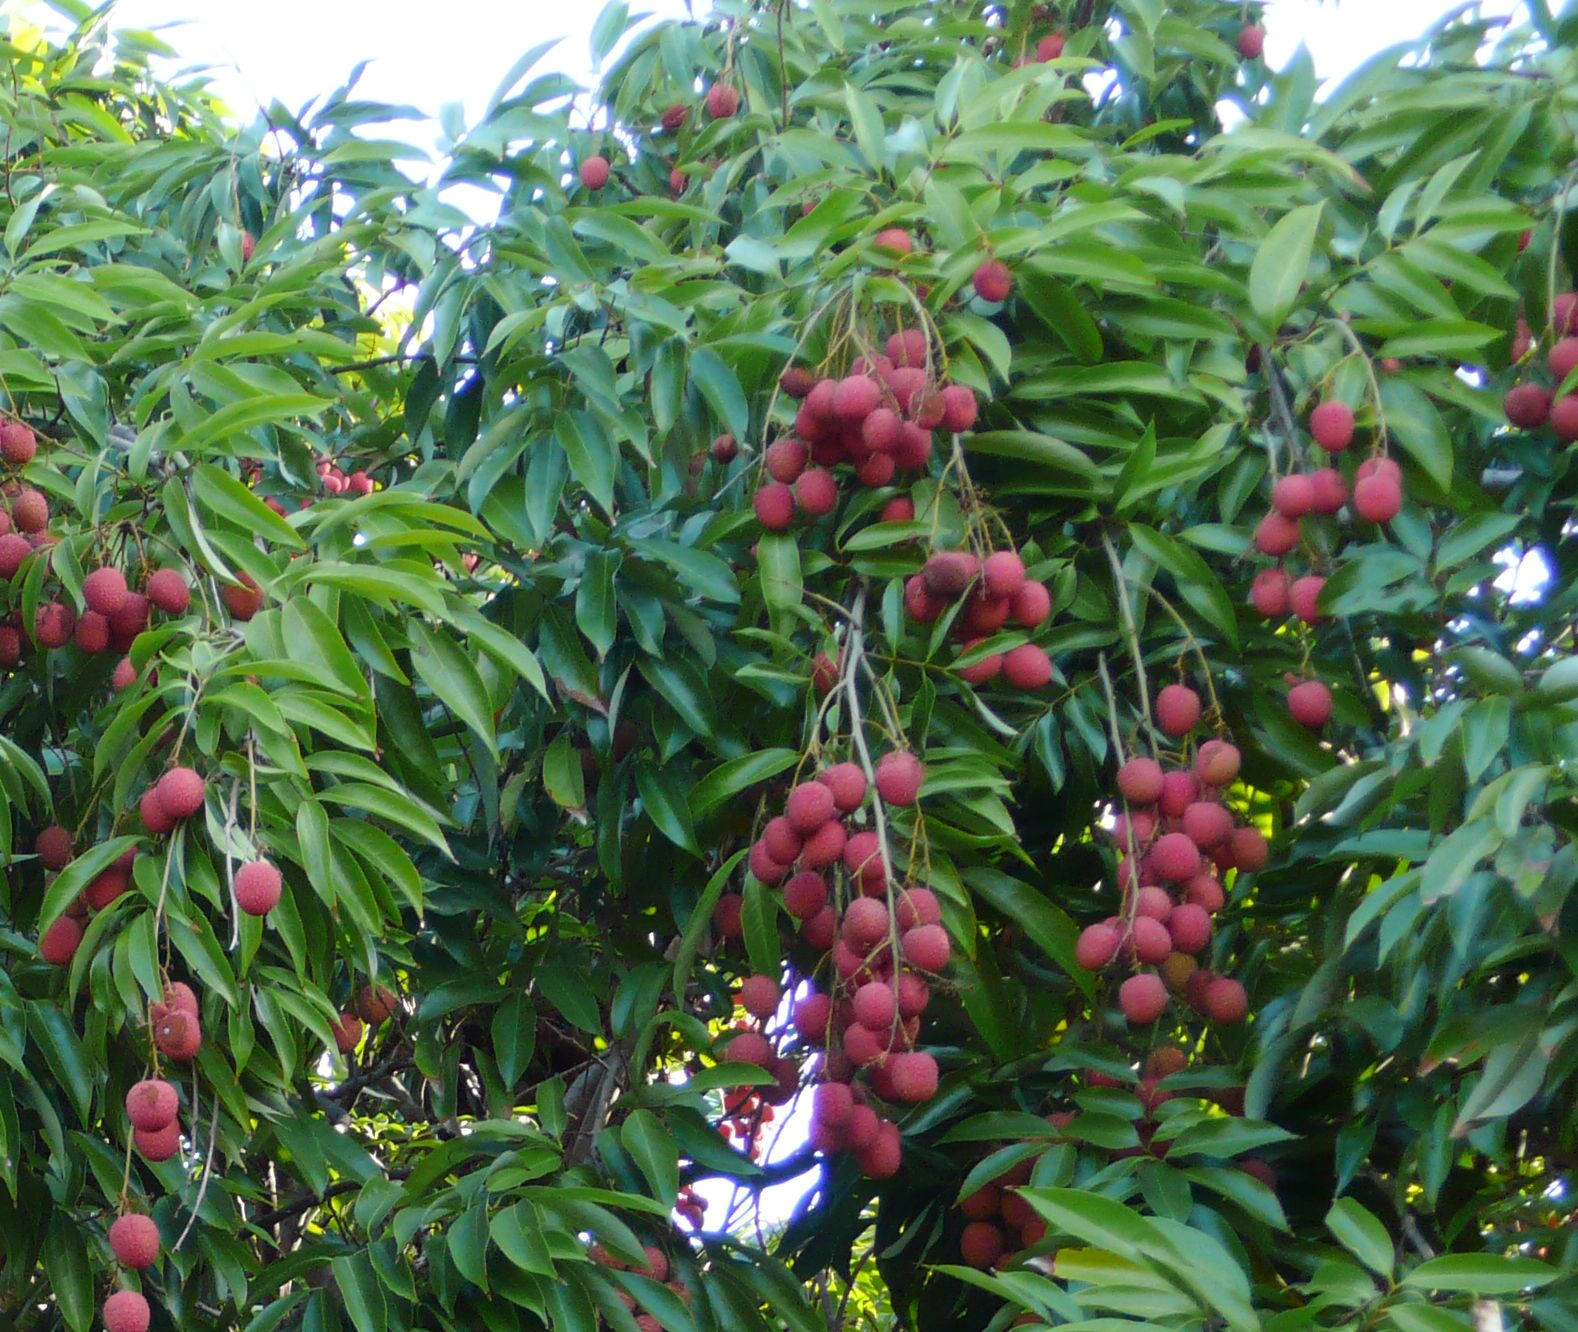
[1,0,1576,1329]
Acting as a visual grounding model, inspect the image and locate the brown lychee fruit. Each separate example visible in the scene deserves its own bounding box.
[923,550,979,599]
[660,102,688,132]
[330,1012,363,1054]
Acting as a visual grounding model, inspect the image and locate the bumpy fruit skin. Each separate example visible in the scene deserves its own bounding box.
[738,974,781,1020]
[1504,383,1551,427]
[1117,756,1164,805]
[1309,467,1348,514]
[40,915,82,965]
[939,384,978,432]
[0,420,36,464]
[125,1079,179,1131]
[1254,511,1300,556]
[0,532,29,578]
[36,824,72,870]
[1205,975,1248,1023]
[1289,575,1326,624]
[1036,30,1066,59]
[1155,684,1201,736]
[1271,473,1315,518]
[713,892,744,939]
[109,1212,161,1268]
[102,1290,152,1332]
[153,1008,201,1061]
[134,1121,180,1161]
[139,787,174,836]
[1309,400,1355,452]
[234,859,283,916]
[705,83,740,118]
[1195,739,1241,788]
[783,871,828,920]
[1551,394,1578,440]
[794,467,838,516]
[971,259,1013,303]
[1119,972,1169,1023]
[34,601,75,648]
[1075,922,1120,970]
[74,611,109,653]
[1354,473,1402,523]
[819,762,867,812]
[1010,580,1051,627]
[753,482,795,531]
[888,1051,938,1103]
[146,567,190,614]
[1236,23,1265,58]
[83,566,129,616]
[12,488,48,532]
[786,780,837,832]
[902,922,951,972]
[221,573,263,620]
[578,155,610,189]
[856,1118,902,1178]
[1002,643,1051,689]
[923,550,979,599]
[873,227,914,255]
[1287,679,1333,728]
[1250,568,1290,617]
[660,102,688,131]
[875,750,924,806]
[156,766,205,819]
[843,896,891,952]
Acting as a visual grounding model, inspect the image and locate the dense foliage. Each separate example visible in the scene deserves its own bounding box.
[2,0,1577,1328]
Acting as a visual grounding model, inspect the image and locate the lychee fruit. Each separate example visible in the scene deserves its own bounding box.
[146,568,190,614]
[1037,30,1067,59]
[1155,684,1201,736]
[902,922,951,972]
[888,1050,938,1103]
[875,750,924,806]
[753,483,795,531]
[873,227,914,256]
[74,611,109,653]
[1117,757,1164,805]
[330,1012,363,1053]
[1250,568,1290,617]
[102,1290,152,1332]
[40,915,82,965]
[1119,972,1169,1024]
[125,1079,179,1131]
[109,1212,161,1268]
[1504,384,1551,428]
[0,532,29,578]
[1229,826,1270,872]
[843,896,891,953]
[139,788,174,836]
[1354,471,1402,523]
[794,467,838,516]
[939,384,978,433]
[134,1121,180,1161]
[83,567,128,616]
[235,859,282,916]
[1204,975,1248,1023]
[12,488,47,532]
[1309,400,1355,452]
[1287,679,1332,728]
[34,601,75,648]
[152,1008,201,1061]
[738,974,781,1020]
[923,550,979,599]
[748,839,789,885]
[1271,474,1315,519]
[1552,395,1578,440]
[706,84,740,119]
[819,762,867,812]
[1011,579,1051,627]
[1151,832,1202,883]
[1002,643,1051,689]
[971,259,1013,303]
[786,780,836,833]
[578,155,610,189]
[155,767,204,819]
[36,825,72,870]
[1289,575,1326,624]
[1194,739,1241,788]
[0,420,36,464]
[1236,23,1265,59]
[1309,467,1348,514]
[1254,511,1300,557]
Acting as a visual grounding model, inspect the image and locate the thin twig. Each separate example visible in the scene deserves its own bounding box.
[173,1091,221,1252]
[1100,531,1158,755]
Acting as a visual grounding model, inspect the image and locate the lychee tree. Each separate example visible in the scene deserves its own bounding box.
[3,0,1578,1329]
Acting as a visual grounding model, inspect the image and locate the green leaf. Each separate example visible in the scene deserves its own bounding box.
[43,1213,92,1332]
[332,1252,389,1332]
[620,1108,679,1206]
[492,993,536,1088]
[543,733,588,811]
[689,345,749,440]
[448,1201,491,1291]
[966,430,1102,491]
[1250,203,1323,328]
[409,621,498,761]
[1401,1254,1557,1295]
[192,462,306,548]
[634,764,700,855]
[1325,1198,1394,1276]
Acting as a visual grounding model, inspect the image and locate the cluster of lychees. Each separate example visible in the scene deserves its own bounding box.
[1504,289,1578,438]
[751,329,979,530]
[329,983,401,1055]
[588,1241,693,1331]
[904,548,1053,688]
[1249,397,1401,731]
[712,753,948,1178]
[1073,685,1263,1028]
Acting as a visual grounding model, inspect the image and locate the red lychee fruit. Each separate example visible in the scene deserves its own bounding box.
[819,762,867,813]
[134,1121,180,1161]
[738,974,781,1020]
[1289,574,1326,624]
[578,155,610,189]
[832,374,882,422]
[12,488,47,532]
[1309,400,1355,452]
[843,830,886,891]
[1135,885,1173,920]
[799,820,846,869]
[1119,972,1169,1024]
[125,1079,178,1131]
[1551,336,1578,386]
[1250,567,1290,617]
[1117,756,1164,805]
[748,839,789,885]
[109,591,150,647]
[793,991,833,1043]
[1204,975,1248,1023]
[843,896,891,953]
[939,384,979,433]
[1194,739,1241,788]
[1011,579,1051,627]
[1354,471,1402,523]
[765,436,808,483]
[40,915,82,965]
[981,551,1026,600]
[1504,383,1551,428]
[1552,395,1578,440]
[0,532,29,578]
[863,407,902,453]
[811,651,841,695]
[763,817,803,865]
[1181,801,1233,850]
[146,567,191,614]
[83,567,128,616]
[880,495,915,524]
[1271,473,1315,519]
[234,859,282,916]
[1128,915,1172,964]
[852,979,897,1031]
[923,550,979,599]
[896,886,941,931]
[1185,874,1225,912]
[1002,643,1051,689]
[713,892,744,939]
[706,84,740,119]
[1155,684,1201,736]
[888,1050,938,1103]
[794,467,838,516]
[1236,23,1265,58]
[786,780,837,832]
[73,611,109,654]
[155,767,204,819]
[1287,679,1332,728]
[812,1080,853,1127]
[1308,467,1347,515]
[961,1219,1005,1269]
[875,750,924,806]
[753,482,795,531]
[34,601,74,648]
[856,1118,902,1178]
[783,871,828,920]
[0,420,36,464]
[1167,902,1213,954]
[660,102,688,132]
[36,825,72,870]
[330,1012,363,1053]
[971,259,1013,303]
[961,1184,1001,1220]
[1037,30,1067,59]
[1229,825,1269,872]
[1151,831,1202,883]
[222,573,263,620]
[109,1212,161,1268]
[902,922,951,973]
[139,788,174,836]
[874,227,914,255]
[726,1030,774,1068]
[1254,511,1300,557]
[152,1008,201,1061]
[103,1290,151,1332]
